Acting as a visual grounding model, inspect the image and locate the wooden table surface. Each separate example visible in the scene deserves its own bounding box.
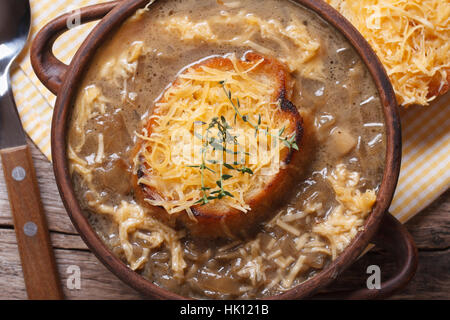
[0,139,448,300]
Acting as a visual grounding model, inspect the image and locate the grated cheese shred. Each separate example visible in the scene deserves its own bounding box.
[325,0,450,106]
[95,201,186,274]
[312,164,376,259]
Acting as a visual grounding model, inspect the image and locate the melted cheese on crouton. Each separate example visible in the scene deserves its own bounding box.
[135,54,296,214]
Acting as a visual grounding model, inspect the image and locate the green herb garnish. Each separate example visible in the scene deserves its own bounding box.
[190,81,299,205]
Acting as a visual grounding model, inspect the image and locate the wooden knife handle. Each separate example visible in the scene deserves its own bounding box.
[0,145,64,299]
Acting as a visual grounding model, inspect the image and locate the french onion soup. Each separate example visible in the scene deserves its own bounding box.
[68,0,386,299]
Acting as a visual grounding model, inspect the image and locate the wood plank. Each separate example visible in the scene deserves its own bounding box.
[51,232,88,250]
[0,228,143,300]
[1,145,63,299]
[404,190,450,250]
[0,228,87,251]
[0,139,77,234]
[395,250,450,299]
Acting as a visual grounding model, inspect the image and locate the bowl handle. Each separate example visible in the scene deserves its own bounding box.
[30,1,119,95]
[315,212,418,299]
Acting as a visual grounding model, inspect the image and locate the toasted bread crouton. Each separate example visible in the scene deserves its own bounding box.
[133,52,306,239]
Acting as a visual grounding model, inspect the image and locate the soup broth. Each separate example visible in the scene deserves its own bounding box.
[68,0,386,299]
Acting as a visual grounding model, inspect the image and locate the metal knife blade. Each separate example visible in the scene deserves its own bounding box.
[0,72,27,149]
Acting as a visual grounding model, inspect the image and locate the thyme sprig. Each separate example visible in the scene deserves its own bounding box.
[219,81,299,151]
[189,81,299,206]
[192,116,252,205]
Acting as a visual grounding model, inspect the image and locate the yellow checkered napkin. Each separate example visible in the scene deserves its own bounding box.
[11,0,450,223]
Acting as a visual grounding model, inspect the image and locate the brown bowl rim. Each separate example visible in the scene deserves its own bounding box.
[50,0,401,299]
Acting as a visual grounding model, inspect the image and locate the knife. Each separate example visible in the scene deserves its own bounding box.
[0,0,63,300]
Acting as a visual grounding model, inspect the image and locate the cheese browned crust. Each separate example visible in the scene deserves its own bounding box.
[133,52,305,239]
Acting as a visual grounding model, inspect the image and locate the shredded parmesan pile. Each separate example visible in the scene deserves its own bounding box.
[93,201,186,274]
[136,54,292,214]
[325,0,450,106]
[313,164,376,259]
[158,11,324,79]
